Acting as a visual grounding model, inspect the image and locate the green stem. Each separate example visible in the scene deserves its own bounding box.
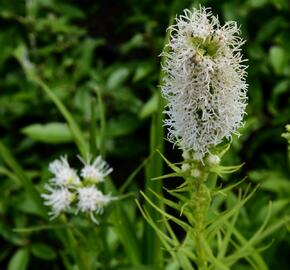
[188,166,210,269]
[61,215,86,270]
[195,179,207,269]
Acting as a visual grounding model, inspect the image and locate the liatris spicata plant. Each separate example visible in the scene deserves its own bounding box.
[42,155,114,224]
[137,6,274,270]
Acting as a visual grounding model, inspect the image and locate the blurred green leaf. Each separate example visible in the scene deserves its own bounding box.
[248,0,270,8]
[8,248,30,270]
[73,38,105,82]
[49,3,86,19]
[107,68,130,90]
[269,46,287,75]
[139,93,158,119]
[257,199,290,221]
[106,114,141,137]
[257,17,286,42]
[21,122,73,144]
[0,222,28,246]
[120,34,146,54]
[268,80,290,115]
[31,243,57,260]
[249,170,290,195]
[133,62,153,82]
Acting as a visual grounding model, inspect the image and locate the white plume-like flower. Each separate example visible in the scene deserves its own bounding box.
[161,6,248,159]
[49,156,80,186]
[79,155,113,183]
[76,186,112,223]
[41,186,73,219]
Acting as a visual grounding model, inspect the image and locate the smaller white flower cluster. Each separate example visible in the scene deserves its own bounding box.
[41,155,114,224]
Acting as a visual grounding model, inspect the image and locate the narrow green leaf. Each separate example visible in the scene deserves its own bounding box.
[212,164,244,176]
[225,225,268,270]
[142,16,175,264]
[152,172,181,181]
[141,191,191,231]
[225,203,272,267]
[212,178,246,196]
[119,153,152,194]
[156,149,181,173]
[206,185,258,238]
[137,201,193,270]
[144,91,165,265]
[137,201,177,246]
[0,141,46,216]
[13,224,73,233]
[0,166,21,185]
[217,204,240,259]
[148,188,182,212]
[90,97,98,157]
[203,240,230,270]
[112,204,141,265]
[93,85,106,157]
[259,215,290,241]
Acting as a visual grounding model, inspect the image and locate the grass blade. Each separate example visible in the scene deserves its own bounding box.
[32,77,89,159]
[0,140,45,217]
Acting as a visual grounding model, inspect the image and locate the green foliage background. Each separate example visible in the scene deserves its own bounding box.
[0,0,289,269]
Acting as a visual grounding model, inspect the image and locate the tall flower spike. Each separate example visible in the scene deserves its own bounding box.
[161,6,248,159]
[79,155,113,183]
[49,156,80,186]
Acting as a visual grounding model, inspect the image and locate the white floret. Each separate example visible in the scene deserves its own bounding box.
[49,156,80,186]
[41,186,73,219]
[76,186,112,223]
[79,155,113,183]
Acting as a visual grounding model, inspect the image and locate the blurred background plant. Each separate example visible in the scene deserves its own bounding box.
[0,0,289,269]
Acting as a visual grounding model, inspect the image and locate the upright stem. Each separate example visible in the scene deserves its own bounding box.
[195,180,206,268]
[187,164,210,269]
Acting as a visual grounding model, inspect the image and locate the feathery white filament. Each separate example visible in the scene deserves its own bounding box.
[49,156,80,186]
[76,186,112,224]
[41,186,73,219]
[79,155,113,183]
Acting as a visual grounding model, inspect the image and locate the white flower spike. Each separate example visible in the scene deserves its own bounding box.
[41,186,73,219]
[49,156,80,186]
[79,155,113,183]
[161,6,248,160]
